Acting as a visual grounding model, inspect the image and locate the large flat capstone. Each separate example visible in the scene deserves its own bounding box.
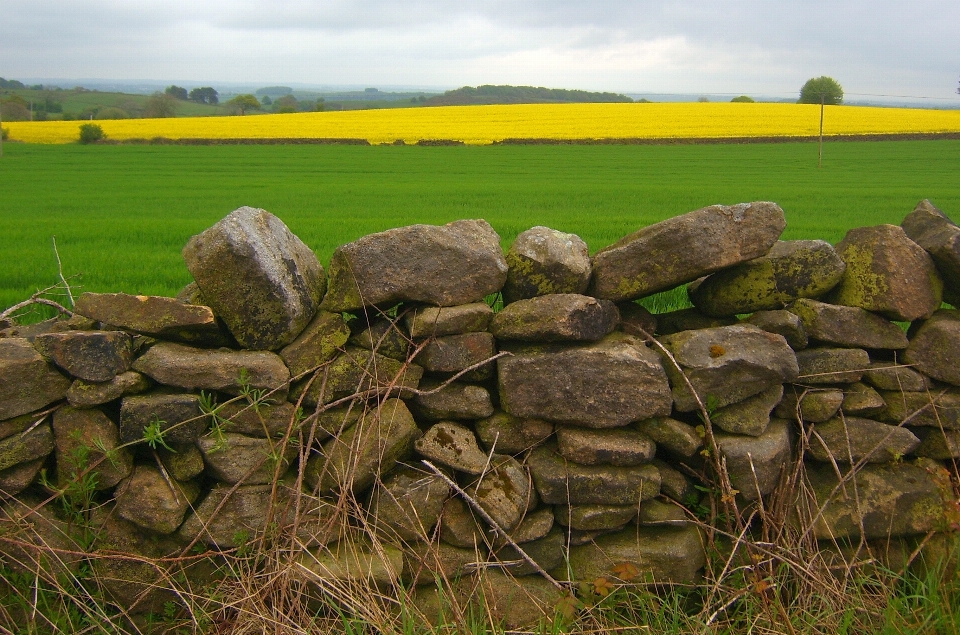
[589,202,786,301]
[321,219,508,311]
[183,207,326,350]
[498,333,672,428]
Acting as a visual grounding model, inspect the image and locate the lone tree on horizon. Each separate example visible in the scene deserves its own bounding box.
[798,76,843,105]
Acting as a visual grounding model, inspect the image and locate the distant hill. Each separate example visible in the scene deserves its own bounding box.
[426,85,633,106]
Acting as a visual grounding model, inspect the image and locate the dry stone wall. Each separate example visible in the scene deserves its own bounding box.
[1,201,959,624]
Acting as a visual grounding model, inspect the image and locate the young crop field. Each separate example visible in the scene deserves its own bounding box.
[0,140,958,314]
[6,102,960,145]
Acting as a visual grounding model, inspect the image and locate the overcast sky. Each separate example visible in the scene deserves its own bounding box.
[3,0,958,101]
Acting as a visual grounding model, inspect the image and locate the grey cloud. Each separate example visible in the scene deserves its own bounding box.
[1,0,957,98]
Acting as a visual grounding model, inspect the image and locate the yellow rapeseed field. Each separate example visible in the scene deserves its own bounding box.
[6,102,960,145]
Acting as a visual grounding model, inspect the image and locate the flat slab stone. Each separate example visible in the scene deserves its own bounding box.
[216,400,299,438]
[53,406,132,490]
[658,325,798,412]
[689,240,845,316]
[306,399,420,494]
[133,342,290,398]
[901,199,960,307]
[474,411,554,454]
[414,421,489,475]
[183,207,327,350]
[555,426,656,466]
[413,570,564,632]
[712,384,783,436]
[528,443,660,505]
[876,389,960,430]
[807,416,920,464]
[491,294,619,342]
[651,459,695,504]
[114,464,199,534]
[803,462,947,540]
[279,310,350,378]
[119,392,209,445]
[410,379,494,421]
[196,432,297,484]
[827,224,942,322]
[554,504,638,531]
[502,226,591,304]
[0,421,53,472]
[841,382,886,416]
[498,333,672,427]
[903,310,960,386]
[561,525,705,585]
[73,292,231,346]
[795,347,870,384]
[788,299,908,350]
[413,332,496,381]
[745,310,808,350]
[66,371,150,408]
[34,331,133,382]
[775,387,844,423]
[321,219,508,312]
[714,419,791,501]
[862,362,930,392]
[636,417,702,458]
[405,303,493,338]
[590,202,785,302]
[0,338,71,420]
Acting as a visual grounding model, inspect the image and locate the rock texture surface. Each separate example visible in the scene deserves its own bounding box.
[183,207,326,350]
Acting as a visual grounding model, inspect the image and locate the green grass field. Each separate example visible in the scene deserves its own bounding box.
[1,140,958,313]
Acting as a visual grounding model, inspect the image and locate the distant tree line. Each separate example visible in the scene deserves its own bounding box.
[427,85,634,106]
[165,85,219,104]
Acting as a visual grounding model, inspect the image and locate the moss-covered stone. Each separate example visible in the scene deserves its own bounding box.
[499,333,672,427]
[560,525,705,584]
[801,462,947,540]
[502,226,591,304]
[904,310,960,386]
[491,294,619,342]
[806,416,919,463]
[0,421,53,472]
[405,303,493,338]
[306,399,419,494]
[0,338,71,421]
[53,406,132,490]
[827,224,942,322]
[66,370,150,408]
[182,206,326,350]
[280,310,350,377]
[788,298,908,350]
[528,442,660,505]
[775,386,844,422]
[293,347,422,407]
[690,240,845,316]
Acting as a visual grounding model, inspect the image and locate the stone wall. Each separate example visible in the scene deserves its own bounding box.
[1,201,959,625]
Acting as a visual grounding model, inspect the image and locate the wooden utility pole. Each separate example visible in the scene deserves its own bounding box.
[818,94,824,168]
